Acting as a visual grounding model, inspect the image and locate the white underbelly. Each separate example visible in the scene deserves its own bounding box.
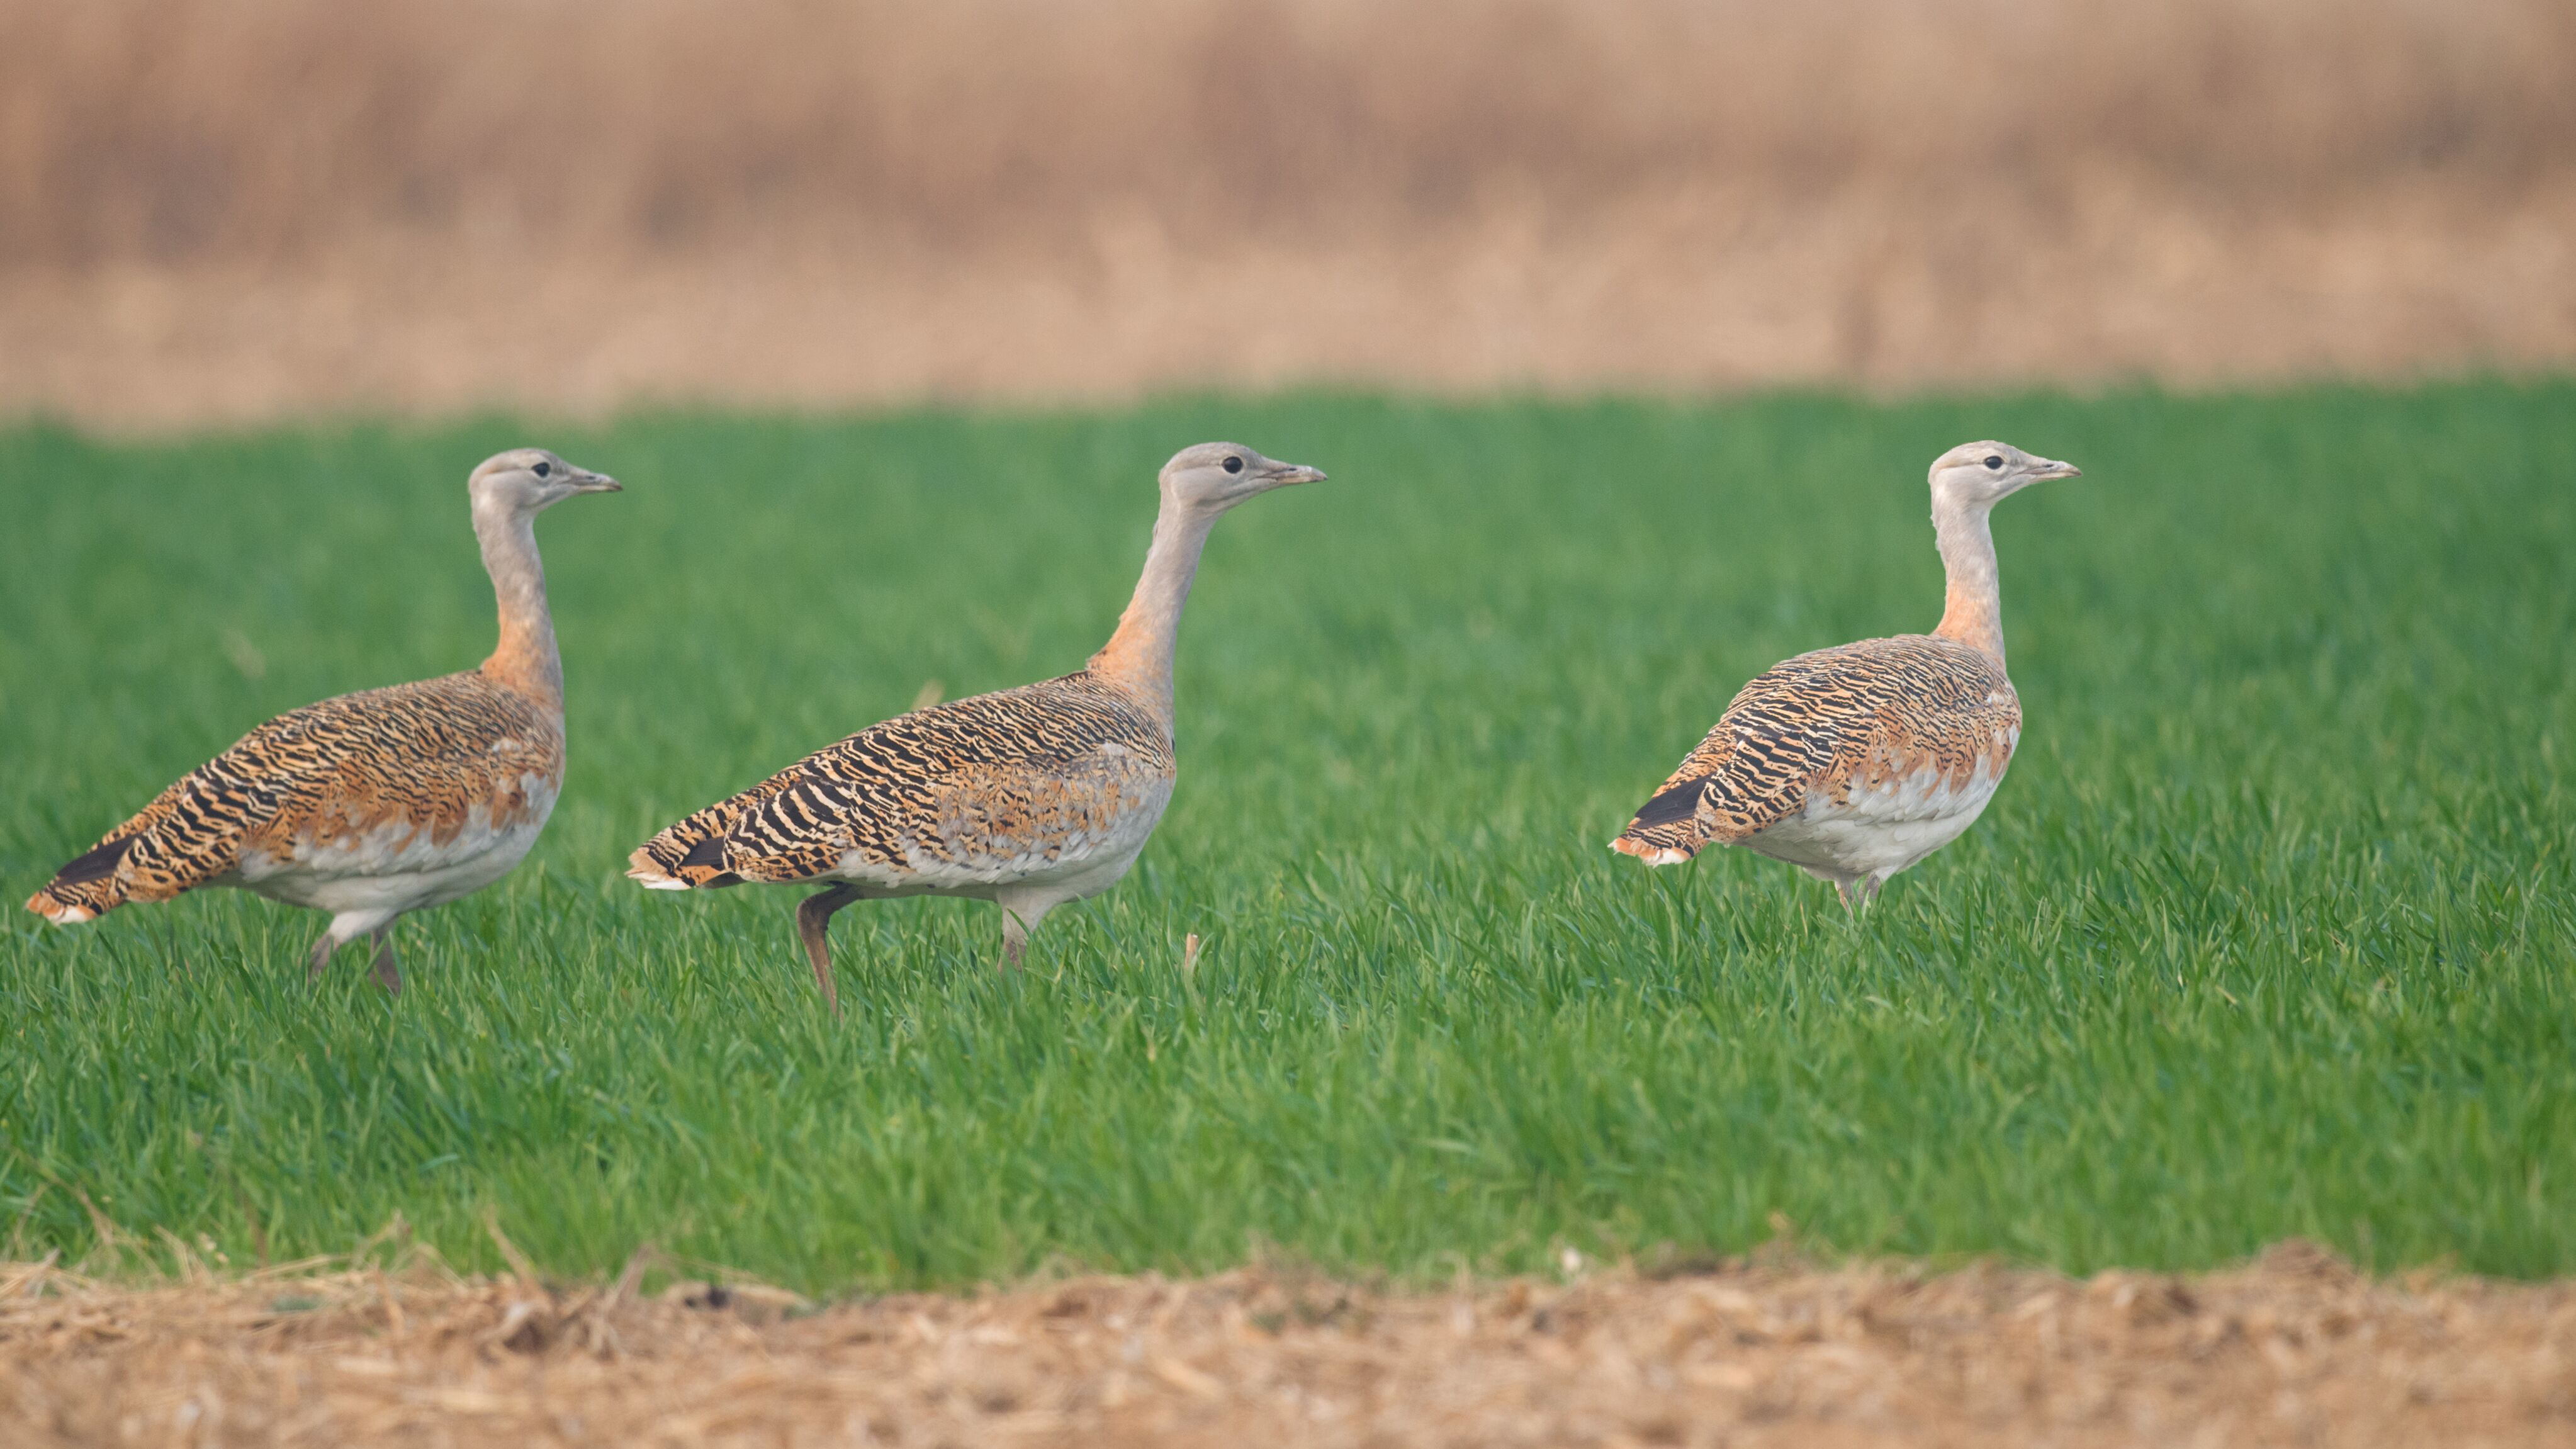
[830,784,1171,904]
[1740,763,2004,882]
[230,781,558,918]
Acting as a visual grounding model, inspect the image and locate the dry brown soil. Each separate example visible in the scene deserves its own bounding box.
[4,1244,2570,1447]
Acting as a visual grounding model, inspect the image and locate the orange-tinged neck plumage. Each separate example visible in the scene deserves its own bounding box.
[472,501,563,711]
[1086,496,1219,732]
[1930,492,2007,670]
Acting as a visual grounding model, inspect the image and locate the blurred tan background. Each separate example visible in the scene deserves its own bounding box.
[4,0,2572,426]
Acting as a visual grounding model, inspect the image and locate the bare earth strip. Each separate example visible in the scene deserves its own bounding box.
[3,1244,2569,1446]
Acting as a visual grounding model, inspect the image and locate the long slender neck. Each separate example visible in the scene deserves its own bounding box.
[1930,492,2008,670]
[474,500,562,709]
[1086,493,1220,731]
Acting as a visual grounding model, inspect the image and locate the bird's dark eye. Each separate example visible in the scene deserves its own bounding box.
[1222,456,1244,474]
[1983,455,2003,470]
[533,461,552,477]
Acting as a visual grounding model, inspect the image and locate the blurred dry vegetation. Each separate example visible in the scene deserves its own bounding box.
[3,0,2573,423]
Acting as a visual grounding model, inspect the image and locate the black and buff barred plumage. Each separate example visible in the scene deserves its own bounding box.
[630,672,1174,890]
[629,442,1325,1009]
[25,449,619,987]
[1613,441,2079,908]
[28,674,564,923]
[1615,636,2020,866]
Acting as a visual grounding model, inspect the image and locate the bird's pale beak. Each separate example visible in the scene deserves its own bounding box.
[2029,459,2082,481]
[575,470,622,493]
[1266,462,1327,486]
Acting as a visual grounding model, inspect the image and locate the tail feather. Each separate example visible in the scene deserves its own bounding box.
[627,814,743,889]
[25,834,143,923]
[1611,777,1710,867]
[624,846,691,890]
[24,891,99,925]
[1608,834,1697,867]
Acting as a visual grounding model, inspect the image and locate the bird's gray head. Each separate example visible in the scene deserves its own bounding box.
[468,448,621,516]
[1929,441,2079,512]
[1159,442,1327,512]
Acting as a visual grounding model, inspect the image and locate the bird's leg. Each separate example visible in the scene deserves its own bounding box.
[369,929,402,994]
[795,885,860,1015]
[1859,876,1886,912]
[306,931,339,980]
[1834,880,1859,916]
[994,895,1057,972]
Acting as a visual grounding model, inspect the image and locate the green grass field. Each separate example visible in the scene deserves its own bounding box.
[1,382,2570,1292]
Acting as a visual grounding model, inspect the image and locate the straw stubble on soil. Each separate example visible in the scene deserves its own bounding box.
[3,1244,2571,1447]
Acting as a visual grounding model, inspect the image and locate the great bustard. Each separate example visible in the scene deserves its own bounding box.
[627,442,1325,1009]
[24,449,620,989]
[1612,441,2081,909]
